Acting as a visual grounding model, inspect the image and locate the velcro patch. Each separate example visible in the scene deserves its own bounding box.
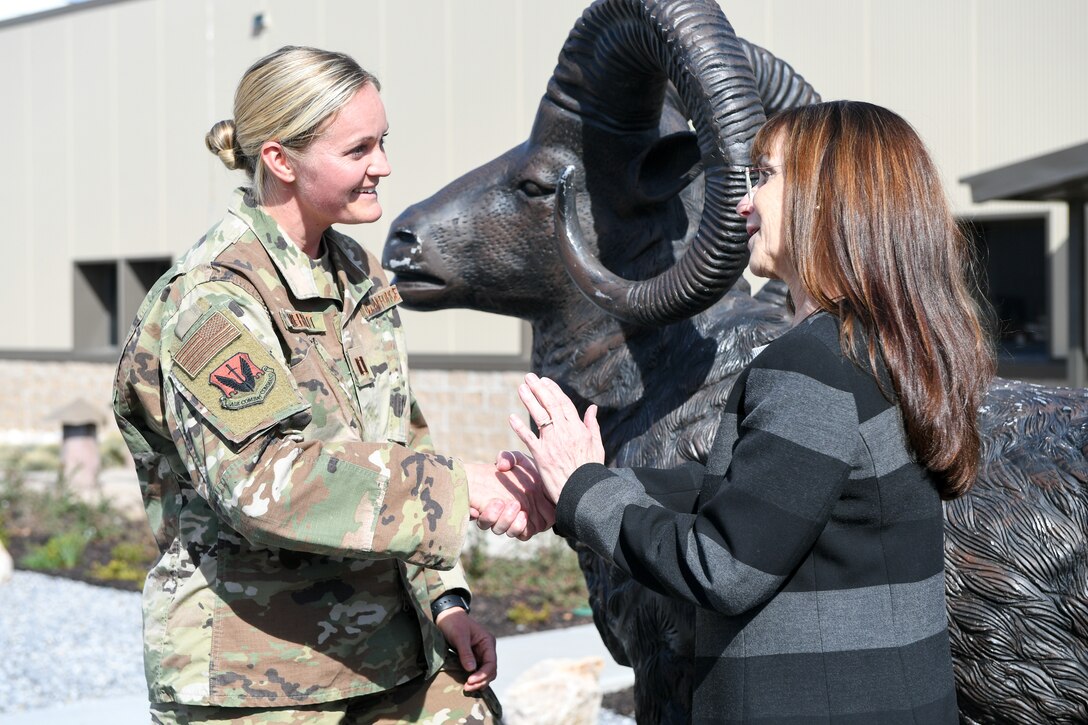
[346,344,375,388]
[281,310,326,333]
[174,311,240,379]
[361,285,402,319]
[209,352,277,409]
[169,310,308,445]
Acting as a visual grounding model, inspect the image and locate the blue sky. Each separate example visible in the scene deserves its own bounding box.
[0,0,89,22]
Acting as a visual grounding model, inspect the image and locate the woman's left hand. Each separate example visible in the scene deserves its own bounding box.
[435,609,497,691]
[509,373,605,504]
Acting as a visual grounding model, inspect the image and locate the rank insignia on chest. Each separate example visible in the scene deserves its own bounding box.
[345,344,375,387]
[351,354,369,378]
[209,351,277,410]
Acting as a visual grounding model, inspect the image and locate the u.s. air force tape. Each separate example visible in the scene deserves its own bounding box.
[361,285,402,319]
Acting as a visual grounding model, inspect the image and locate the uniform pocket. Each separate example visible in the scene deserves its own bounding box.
[284,340,364,443]
[346,306,410,444]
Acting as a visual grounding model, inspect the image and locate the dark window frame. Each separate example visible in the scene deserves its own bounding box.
[59,256,534,369]
[72,256,173,354]
[959,212,1063,382]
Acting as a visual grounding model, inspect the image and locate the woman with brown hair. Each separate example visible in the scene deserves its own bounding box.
[511,100,994,722]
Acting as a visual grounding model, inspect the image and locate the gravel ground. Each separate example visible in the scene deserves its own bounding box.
[0,571,634,723]
[0,571,144,713]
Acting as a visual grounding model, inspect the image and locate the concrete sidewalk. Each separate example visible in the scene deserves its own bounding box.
[0,624,634,725]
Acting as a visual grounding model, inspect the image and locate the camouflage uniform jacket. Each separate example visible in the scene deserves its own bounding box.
[113,188,471,708]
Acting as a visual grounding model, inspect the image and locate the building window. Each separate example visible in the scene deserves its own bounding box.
[961,217,1054,374]
[73,262,119,351]
[73,257,171,351]
[121,258,172,342]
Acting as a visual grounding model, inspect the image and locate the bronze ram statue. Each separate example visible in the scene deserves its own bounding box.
[383,0,1088,721]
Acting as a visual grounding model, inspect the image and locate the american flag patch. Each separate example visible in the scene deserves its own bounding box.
[174,311,240,379]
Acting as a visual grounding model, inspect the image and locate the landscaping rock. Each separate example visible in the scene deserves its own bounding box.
[0,540,11,585]
[502,656,604,725]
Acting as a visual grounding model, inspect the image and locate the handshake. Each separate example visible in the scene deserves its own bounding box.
[463,373,607,541]
[464,452,552,541]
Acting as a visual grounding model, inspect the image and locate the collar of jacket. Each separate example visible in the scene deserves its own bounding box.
[226,187,376,320]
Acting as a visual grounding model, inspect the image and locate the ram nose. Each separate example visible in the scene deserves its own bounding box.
[382,228,448,295]
[382,228,421,272]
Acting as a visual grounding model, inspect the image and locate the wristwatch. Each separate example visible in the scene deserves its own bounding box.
[431,590,471,620]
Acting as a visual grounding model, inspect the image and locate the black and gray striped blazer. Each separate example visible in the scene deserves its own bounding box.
[556,311,957,724]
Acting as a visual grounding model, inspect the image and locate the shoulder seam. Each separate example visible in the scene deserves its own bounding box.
[178,265,266,309]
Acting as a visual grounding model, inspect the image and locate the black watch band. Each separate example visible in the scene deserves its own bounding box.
[431,591,470,620]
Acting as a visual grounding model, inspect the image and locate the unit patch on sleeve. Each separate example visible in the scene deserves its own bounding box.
[169,308,308,444]
[209,352,276,409]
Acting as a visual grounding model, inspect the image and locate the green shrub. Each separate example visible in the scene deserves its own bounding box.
[461,535,488,581]
[10,482,126,543]
[90,559,142,582]
[0,446,22,472]
[0,460,155,588]
[110,541,152,564]
[0,478,14,540]
[462,540,590,619]
[90,540,155,584]
[100,435,131,469]
[506,602,553,626]
[20,529,91,570]
[0,443,64,475]
[20,445,61,472]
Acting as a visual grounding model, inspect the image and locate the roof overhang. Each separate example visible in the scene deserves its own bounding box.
[961,140,1088,203]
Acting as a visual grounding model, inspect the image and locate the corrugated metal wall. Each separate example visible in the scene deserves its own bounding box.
[1,0,1084,355]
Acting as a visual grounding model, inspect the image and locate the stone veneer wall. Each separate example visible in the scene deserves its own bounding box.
[0,359,528,461]
[410,369,532,463]
[0,360,119,444]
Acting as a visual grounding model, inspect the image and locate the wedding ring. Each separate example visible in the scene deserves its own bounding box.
[538,418,554,428]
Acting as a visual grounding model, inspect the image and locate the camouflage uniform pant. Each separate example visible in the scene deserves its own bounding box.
[150,666,501,724]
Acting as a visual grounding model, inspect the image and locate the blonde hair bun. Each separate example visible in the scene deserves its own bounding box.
[205,119,245,171]
[211,46,378,202]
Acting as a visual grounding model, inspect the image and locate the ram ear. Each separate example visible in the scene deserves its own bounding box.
[629,131,703,204]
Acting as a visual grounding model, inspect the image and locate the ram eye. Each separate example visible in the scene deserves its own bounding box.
[517,179,554,198]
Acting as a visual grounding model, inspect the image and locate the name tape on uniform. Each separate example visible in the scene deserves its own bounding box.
[361,285,402,319]
[281,310,326,333]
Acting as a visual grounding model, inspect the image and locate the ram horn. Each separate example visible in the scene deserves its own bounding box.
[549,0,762,326]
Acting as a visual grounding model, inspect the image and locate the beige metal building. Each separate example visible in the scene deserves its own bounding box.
[1,0,1084,449]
